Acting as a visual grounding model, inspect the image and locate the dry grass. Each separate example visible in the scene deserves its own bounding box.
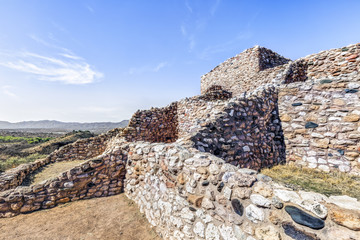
[261,164,360,200]
[22,160,86,186]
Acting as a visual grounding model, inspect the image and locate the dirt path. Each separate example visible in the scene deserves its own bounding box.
[0,194,160,240]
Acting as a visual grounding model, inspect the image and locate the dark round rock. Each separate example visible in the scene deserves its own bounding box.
[231,199,244,216]
[285,206,325,230]
[202,180,210,186]
[217,182,224,192]
[305,122,318,129]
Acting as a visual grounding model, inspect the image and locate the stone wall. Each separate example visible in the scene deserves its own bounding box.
[125,141,360,240]
[124,102,178,143]
[201,46,290,96]
[278,43,360,174]
[200,42,360,173]
[0,128,122,192]
[279,76,360,174]
[0,137,127,218]
[177,93,229,139]
[191,86,285,170]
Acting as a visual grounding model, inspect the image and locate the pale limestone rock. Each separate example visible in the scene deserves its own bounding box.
[219,224,237,240]
[223,187,232,200]
[205,223,220,240]
[254,225,281,240]
[328,195,360,211]
[202,197,215,210]
[245,204,265,223]
[250,194,271,208]
[193,221,205,238]
[233,225,247,240]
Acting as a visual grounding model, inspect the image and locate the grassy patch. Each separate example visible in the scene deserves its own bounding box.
[0,135,52,144]
[0,153,47,172]
[261,164,360,200]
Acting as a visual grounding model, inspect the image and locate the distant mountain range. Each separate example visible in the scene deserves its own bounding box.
[0,120,129,133]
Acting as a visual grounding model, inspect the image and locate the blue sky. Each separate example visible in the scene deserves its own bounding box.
[0,0,360,122]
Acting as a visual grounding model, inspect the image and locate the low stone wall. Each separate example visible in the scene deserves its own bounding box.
[125,141,360,240]
[191,86,285,170]
[0,138,127,218]
[0,129,120,192]
[279,76,360,174]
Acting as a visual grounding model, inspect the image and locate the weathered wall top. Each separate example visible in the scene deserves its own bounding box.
[201,43,360,96]
[201,46,290,95]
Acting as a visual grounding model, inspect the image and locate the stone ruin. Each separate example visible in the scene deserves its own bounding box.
[0,43,359,240]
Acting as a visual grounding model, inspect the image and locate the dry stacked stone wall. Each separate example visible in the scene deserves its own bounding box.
[125,141,360,240]
[278,43,360,173]
[177,91,231,139]
[0,129,121,192]
[201,46,290,96]
[124,102,178,143]
[0,137,127,218]
[201,42,360,174]
[191,86,285,170]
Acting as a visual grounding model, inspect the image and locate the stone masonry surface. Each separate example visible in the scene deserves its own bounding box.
[0,43,359,240]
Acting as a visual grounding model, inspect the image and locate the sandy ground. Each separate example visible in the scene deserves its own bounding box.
[0,194,161,240]
[23,160,86,185]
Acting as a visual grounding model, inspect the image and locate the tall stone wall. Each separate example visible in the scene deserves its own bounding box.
[191,86,285,170]
[177,91,231,139]
[125,141,360,240]
[278,43,360,174]
[125,102,178,143]
[201,46,290,96]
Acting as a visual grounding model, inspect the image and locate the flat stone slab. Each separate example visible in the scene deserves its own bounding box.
[285,206,325,229]
[282,222,321,240]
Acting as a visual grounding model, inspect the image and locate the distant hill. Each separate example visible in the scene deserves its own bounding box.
[0,120,129,133]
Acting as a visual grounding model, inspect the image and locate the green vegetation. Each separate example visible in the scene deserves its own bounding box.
[0,153,47,172]
[262,164,360,200]
[0,135,52,144]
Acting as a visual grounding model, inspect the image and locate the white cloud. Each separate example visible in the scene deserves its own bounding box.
[2,85,17,98]
[0,50,103,85]
[128,61,168,75]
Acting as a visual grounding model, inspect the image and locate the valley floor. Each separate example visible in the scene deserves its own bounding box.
[0,194,160,240]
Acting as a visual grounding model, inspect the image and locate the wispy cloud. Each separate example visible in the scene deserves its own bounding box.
[86,5,95,13]
[185,0,193,13]
[0,51,103,84]
[2,85,17,98]
[210,0,221,16]
[180,24,196,52]
[128,61,168,75]
[0,36,103,85]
